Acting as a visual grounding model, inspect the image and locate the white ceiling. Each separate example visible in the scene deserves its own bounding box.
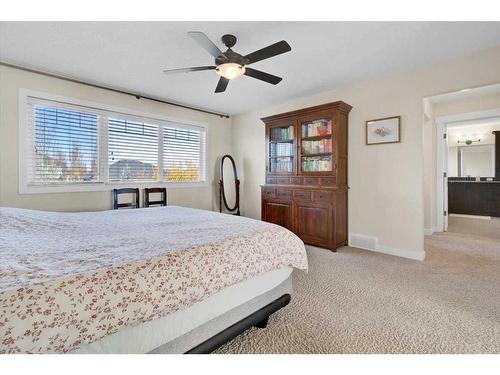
[1,22,500,115]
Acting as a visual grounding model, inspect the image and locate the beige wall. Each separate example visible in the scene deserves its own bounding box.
[0,65,232,212]
[232,47,500,259]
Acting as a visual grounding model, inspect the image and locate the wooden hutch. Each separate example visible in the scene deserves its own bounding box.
[261,101,352,251]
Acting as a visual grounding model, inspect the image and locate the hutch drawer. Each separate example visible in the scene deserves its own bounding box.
[313,190,333,203]
[276,189,293,200]
[262,187,276,199]
[293,189,313,202]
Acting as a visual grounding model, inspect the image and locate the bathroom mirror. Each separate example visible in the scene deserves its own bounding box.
[219,154,240,215]
[446,122,499,178]
[460,145,495,177]
[448,144,495,177]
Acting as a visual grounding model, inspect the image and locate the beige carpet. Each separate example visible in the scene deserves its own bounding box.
[448,215,500,240]
[216,232,500,353]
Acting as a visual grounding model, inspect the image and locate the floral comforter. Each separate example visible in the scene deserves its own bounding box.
[0,206,307,353]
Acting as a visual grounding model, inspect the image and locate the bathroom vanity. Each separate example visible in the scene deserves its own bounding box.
[448,179,500,217]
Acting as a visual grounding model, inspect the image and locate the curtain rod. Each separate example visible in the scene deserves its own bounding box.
[0,61,230,119]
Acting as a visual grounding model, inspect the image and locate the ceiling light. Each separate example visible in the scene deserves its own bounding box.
[216,63,246,80]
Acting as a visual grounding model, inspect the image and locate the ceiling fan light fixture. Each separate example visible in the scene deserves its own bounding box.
[216,63,246,80]
[163,32,291,93]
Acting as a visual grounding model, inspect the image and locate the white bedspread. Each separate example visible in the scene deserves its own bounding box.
[0,206,307,353]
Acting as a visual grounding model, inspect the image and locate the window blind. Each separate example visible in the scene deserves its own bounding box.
[26,98,99,186]
[163,125,206,182]
[108,118,159,182]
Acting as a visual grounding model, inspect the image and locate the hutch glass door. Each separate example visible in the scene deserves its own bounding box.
[268,123,295,174]
[300,117,333,173]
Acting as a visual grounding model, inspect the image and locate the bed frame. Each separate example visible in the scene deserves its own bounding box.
[185,294,291,353]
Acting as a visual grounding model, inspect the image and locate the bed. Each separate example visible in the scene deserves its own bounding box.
[0,206,307,354]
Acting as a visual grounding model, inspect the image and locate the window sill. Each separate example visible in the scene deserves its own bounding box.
[19,181,209,195]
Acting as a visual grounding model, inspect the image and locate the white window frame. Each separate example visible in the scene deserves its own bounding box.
[18,89,209,194]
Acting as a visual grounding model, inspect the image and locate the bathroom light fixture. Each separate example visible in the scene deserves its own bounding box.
[457,139,481,145]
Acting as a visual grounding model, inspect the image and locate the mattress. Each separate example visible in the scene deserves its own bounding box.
[0,206,307,353]
[72,268,292,354]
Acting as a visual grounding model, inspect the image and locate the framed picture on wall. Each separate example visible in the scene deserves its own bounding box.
[365,116,401,145]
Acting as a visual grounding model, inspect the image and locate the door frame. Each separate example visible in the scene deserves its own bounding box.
[435,108,500,232]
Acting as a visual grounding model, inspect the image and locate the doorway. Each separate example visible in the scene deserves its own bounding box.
[436,110,500,232]
[424,83,500,238]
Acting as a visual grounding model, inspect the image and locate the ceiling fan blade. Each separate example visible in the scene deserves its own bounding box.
[244,67,282,85]
[244,40,291,65]
[188,31,223,58]
[163,66,216,74]
[215,77,229,93]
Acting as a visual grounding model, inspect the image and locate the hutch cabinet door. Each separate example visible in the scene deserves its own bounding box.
[266,119,297,176]
[262,200,293,231]
[294,203,333,248]
[298,113,336,176]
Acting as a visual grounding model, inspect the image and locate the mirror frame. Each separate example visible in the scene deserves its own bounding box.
[219,154,240,215]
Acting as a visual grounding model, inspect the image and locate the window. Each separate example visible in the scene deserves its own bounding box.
[108,118,159,182]
[163,126,206,182]
[20,90,208,193]
[26,98,100,186]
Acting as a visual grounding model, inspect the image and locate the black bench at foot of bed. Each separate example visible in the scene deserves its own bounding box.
[185,294,291,354]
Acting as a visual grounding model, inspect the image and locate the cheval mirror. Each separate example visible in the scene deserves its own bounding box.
[219,154,240,215]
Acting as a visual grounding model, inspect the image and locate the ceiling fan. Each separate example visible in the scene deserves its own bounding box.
[163,32,292,93]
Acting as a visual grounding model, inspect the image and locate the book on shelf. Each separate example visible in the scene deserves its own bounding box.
[301,138,332,154]
[270,157,293,173]
[271,126,294,141]
[302,119,332,138]
[301,156,332,172]
[271,142,294,157]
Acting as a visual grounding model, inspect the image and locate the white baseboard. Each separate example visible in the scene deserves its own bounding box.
[376,244,426,261]
[449,213,491,220]
[424,228,434,236]
[349,233,425,261]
